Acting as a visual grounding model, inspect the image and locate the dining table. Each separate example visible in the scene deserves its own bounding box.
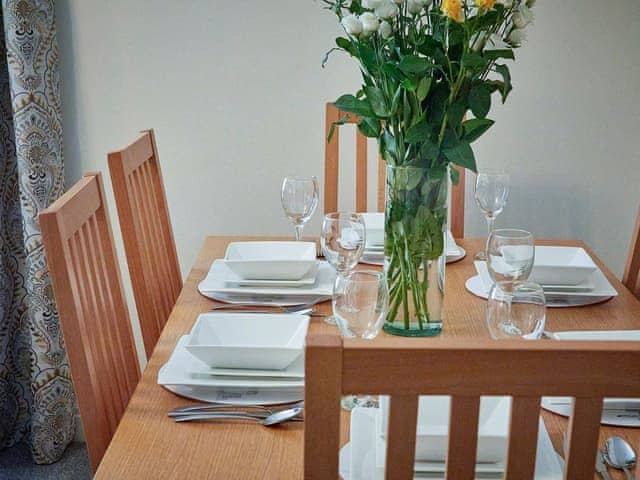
[95,236,640,479]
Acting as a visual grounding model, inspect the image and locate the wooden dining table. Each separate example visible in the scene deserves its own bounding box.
[95,236,640,479]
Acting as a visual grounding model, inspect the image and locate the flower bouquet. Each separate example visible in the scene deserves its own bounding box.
[322,0,535,336]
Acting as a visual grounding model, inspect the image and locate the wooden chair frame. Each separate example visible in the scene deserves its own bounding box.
[108,129,182,358]
[623,205,640,299]
[324,103,466,238]
[40,172,140,472]
[304,335,640,480]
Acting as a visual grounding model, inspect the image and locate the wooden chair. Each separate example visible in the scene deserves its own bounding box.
[40,172,140,472]
[108,129,182,358]
[623,205,640,299]
[304,335,640,480]
[324,103,466,238]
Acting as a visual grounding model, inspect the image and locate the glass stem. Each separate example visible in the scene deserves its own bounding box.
[294,224,303,241]
[486,214,495,239]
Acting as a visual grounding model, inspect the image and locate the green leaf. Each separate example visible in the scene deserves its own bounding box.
[382,63,404,81]
[358,117,381,138]
[381,129,398,164]
[327,114,351,142]
[399,55,433,74]
[364,86,389,118]
[420,139,440,161]
[484,49,515,61]
[495,64,512,102]
[416,77,432,101]
[462,118,494,143]
[461,52,487,69]
[335,37,356,56]
[334,94,375,118]
[447,100,466,128]
[400,78,417,92]
[406,122,431,144]
[449,166,460,186]
[468,84,491,119]
[443,141,477,172]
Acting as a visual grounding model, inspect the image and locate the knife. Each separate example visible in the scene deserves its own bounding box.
[596,449,612,480]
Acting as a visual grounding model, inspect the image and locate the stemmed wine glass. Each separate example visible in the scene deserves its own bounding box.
[486,229,535,286]
[474,170,510,260]
[333,270,389,409]
[321,212,366,325]
[281,176,319,241]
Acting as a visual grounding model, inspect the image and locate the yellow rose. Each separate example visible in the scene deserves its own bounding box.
[441,0,463,22]
[475,0,496,9]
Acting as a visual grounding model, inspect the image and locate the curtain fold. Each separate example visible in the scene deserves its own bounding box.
[0,0,75,464]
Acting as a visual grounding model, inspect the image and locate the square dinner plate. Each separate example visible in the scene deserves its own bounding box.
[159,336,305,389]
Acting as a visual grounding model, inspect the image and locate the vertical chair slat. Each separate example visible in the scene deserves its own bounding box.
[385,395,419,480]
[505,396,540,479]
[304,335,342,480]
[564,397,603,480]
[355,130,368,212]
[324,103,340,214]
[446,396,481,479]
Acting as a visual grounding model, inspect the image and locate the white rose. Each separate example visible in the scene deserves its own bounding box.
[375,0,399,19]
[362,0,384,8]
[379,20,393,39]
[486,33,508,50]
[507,27,526,47]
[512,5,534,28]
[341,14,363,36]
[360,12,380,34]
[407,0,423,14]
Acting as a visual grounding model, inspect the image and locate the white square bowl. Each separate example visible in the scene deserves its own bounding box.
[185,313,310,370]
[379,396,510,462]
[360,213,384,247]
[529,246,598,286]
[223,241,317,280]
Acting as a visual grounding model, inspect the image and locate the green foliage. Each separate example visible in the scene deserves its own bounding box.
[324,0,533,176]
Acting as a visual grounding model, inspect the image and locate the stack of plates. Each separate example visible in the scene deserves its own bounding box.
[158,313,308,404]
[359,213,466,266]
[339,398,564,480]
[198,241,334,305]
[465,246,618,308]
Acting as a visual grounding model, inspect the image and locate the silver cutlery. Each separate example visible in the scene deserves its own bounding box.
[169,400,304,416]
[209,297,330,313]
[173,406,303,426]
[209,307,325,317]
[597,449,613,480]
[603,436,636,480]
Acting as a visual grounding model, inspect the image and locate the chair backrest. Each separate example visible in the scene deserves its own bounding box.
[40,172,140,472]
[304,335,640,480]
[623,205,640,299]
[324,103,466,238]
[108,129,182,358]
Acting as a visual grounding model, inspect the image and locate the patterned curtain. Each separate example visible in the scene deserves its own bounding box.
[0,0,76,464]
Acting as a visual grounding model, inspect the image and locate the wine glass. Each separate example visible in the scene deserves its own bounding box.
[281,176,319,241]
[333,270,389,409]
[486,229,535,286]
[487,281,546,339]
[321,212,366,325]
[474,170,510,260]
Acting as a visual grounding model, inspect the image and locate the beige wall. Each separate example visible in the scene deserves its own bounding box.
[56,0,640,361]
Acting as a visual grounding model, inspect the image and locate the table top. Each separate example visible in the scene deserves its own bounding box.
[96,237,640,479]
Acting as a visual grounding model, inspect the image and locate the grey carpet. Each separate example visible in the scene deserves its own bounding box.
[0,442,91,480]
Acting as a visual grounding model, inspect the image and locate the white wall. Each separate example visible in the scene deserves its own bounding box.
[56,0,640,359]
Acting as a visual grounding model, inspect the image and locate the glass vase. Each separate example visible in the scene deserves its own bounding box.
[383,165,448,337]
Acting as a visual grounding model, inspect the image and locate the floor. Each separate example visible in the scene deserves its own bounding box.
[0,443,91,480]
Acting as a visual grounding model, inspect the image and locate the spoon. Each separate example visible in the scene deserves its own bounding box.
[174,406,303,426]
[603,436,636,480]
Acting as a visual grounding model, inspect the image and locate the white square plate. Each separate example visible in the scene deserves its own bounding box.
[198,260,335,302]
[159,335,305,389]
[223,241,317,280]
[529,246,598,286]
[185,313,309,370]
